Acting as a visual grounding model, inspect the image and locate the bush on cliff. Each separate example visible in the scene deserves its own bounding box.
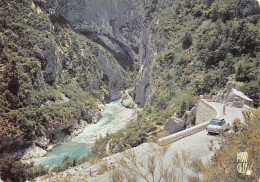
[150,0,260,110]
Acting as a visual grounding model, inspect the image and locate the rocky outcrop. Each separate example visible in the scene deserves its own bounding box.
[165,103,199,134]
[182,103,198,127]
[35,136,50,149]
[41,40,62,83]
[226,95,244,108]
[225,81,240,91]
[21,145,48,160]
[212,81,253,108]
[224,89,253,108]
[81,104,104,124]
[133,27,155,107]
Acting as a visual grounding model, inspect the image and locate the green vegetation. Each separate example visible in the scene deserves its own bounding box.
[0,0,259,181]
[0,153,87,181]
[88,118,157,159]
[0,154,48,182]
[0,0,111,154]
[149,0,260,113]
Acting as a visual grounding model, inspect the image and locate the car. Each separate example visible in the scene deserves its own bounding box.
[206,118,230,134]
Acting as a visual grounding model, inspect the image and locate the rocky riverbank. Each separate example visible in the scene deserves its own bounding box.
[93,104,138,141]
[19,103,105,162]
[73,92,138,144]
[93,92,138,140]
[20,120,87,161]
[21,93,138,162]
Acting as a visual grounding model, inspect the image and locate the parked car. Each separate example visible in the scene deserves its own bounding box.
[206,118,230,134]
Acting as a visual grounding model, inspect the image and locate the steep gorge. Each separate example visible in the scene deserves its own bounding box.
[1,0,260,181]
[0,0,175,159]
[39,0,176,107]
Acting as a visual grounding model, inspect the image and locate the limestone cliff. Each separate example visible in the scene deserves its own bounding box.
[36,0,176,107]
[0,0,134,157]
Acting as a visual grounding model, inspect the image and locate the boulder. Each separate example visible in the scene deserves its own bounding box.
[201,19,213,27]
[35,136,49,149]
[165,117,185,134]
[189,104,198,118]
[121,92,135,108]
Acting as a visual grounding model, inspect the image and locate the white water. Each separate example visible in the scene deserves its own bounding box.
[73,99,122,143]
[31,98,123,166]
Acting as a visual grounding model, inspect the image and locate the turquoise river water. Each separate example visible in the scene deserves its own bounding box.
[31,98,122,166]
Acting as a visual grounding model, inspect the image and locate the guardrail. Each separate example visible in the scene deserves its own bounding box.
[158,100,220,145]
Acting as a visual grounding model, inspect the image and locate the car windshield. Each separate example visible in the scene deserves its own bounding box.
[210,120,223,126]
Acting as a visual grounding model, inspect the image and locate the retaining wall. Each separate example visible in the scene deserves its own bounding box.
[158,99,220,145]
[195,99,220,125]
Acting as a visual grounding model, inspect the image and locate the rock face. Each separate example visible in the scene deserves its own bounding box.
[226,95,244,108]
[221,81,253,108]
[90,46,128,101]
[38,27,128,101]
[41,40,62,83]
[39,0,176,107]
[224,89,253,108]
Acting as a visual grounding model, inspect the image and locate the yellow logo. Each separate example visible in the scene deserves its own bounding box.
[237,152,253,175]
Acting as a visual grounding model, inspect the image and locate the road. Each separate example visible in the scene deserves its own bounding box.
[160,102,245,181]
[210,102,245,124]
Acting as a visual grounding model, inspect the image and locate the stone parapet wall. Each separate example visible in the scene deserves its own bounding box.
[158,121,211,145]
[195,99,220,125]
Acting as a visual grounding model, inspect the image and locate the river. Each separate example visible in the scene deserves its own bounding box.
[31,98,123,166]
